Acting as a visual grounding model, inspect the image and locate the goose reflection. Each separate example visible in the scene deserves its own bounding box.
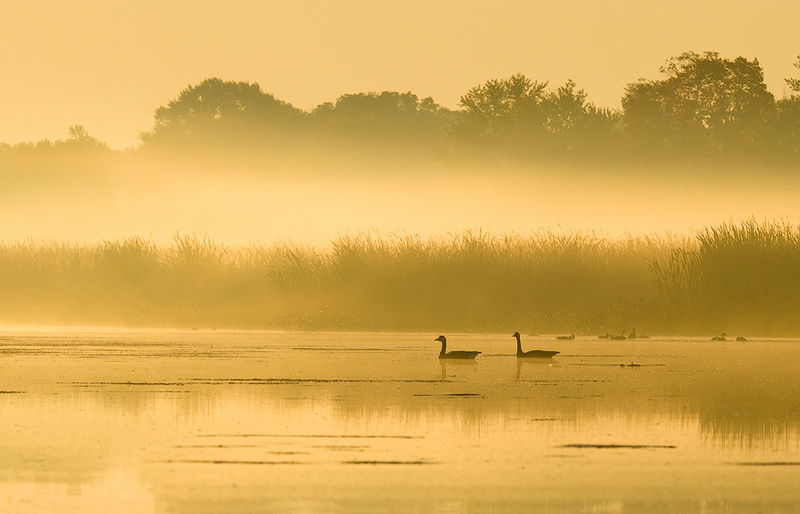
[435,335,480,359]
[516,356,556,381]
[439,358,479,380]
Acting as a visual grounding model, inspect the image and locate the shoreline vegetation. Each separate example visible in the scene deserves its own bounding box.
[2,219,799,336]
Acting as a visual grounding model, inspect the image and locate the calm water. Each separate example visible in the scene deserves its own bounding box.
[1,328,800,513]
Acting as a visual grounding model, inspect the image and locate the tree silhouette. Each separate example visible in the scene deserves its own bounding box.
[787,55,800,93]
[65,125,109,151]
[142,78,305,147]
[539,80,620,159]
[774,97,800,162]
[310,91,451,153]
[774,57,800,162]
[449,74,617,162]
[450,74,548,151]
[622,52,775,157]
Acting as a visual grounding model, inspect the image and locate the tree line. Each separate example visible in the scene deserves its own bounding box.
[3,51,800,171]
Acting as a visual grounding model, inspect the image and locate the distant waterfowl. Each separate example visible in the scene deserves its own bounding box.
[711,333,727,341]
[736,336,747,342]
[609,331,627,341]
[556,334,575,340]
[513,332,559,358]
[435,335,481,360]
[598,333,610,339]
[628,328,650,340]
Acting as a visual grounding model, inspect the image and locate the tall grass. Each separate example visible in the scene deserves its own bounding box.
[650,219,800,335]
[2,221,799,335]
[271,229,675,332]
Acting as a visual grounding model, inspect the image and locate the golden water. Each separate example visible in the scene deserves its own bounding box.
[1,329,799,513]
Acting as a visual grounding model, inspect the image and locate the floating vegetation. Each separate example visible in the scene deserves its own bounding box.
[414,393,484,398]
[343,460,435,465]
[561,444,676,449]
[160,460,306,465]
[732,462,800,466]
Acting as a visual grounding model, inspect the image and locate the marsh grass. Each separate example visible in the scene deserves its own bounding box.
[1,221,799,335]
[651,219,800,335]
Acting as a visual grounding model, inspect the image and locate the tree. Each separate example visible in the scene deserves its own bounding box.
[65,125,109,151]
[450,74,618,162]
[310,91,452,152]
[773,97,800,162]
[142,78,305,146]
[450,73,549,150]
[539,80,620,158]
[787,55,800,93]
[621,52,776,157]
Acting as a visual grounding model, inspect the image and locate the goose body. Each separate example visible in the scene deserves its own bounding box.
[711,333,727,341]
[513,332,559,359]
[736,336,747,342]
[629,328,650,340]
[556,334,575,340]
[609,331,627,341]
[436,335,480,359]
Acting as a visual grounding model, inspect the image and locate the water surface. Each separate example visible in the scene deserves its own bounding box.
[1,329,799,513]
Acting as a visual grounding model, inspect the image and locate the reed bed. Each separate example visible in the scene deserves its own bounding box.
[1,221,799,335]
[650,219,800,335]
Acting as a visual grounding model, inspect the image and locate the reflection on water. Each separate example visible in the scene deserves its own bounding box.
[1,329,800,513]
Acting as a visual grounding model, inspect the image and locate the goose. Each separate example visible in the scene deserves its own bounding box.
[598,333,611,339]
[735,336,747,342]
[556,334,575,340]
[513,332,559,358]
[711,333,727,341]
[435,335,480,359]
[629,328,650,339]
[609,331,627,341]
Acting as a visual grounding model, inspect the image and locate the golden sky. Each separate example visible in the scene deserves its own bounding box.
[2,0,800,149]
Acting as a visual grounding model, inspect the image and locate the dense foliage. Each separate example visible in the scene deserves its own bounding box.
[2,52,800,171]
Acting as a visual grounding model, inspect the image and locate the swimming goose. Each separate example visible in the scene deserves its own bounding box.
[436,335,481,359]
[628,328,650,339]
[711,333,727,341]
[609,331,627,340]
[556,334,575,340]
[513,332,559,358]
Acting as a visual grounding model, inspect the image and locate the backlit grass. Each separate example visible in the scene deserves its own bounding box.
[1,221,798,335]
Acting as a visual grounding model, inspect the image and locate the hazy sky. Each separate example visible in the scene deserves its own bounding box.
[2,0,800,149]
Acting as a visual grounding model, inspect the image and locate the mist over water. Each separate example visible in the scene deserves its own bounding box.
[3,162,799,246]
